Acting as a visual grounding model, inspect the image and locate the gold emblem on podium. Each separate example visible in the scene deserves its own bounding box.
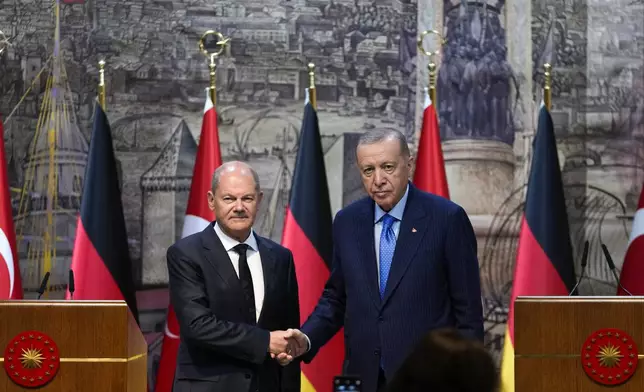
[581,328,638,386]
[3,331,60,388]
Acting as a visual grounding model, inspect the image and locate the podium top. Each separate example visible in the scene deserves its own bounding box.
[0,299,145,359]
[516,296,644,302]
[0,300,129,305]
[0,299,127,307]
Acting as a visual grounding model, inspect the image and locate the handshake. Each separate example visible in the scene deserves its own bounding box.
[268,329,308,366]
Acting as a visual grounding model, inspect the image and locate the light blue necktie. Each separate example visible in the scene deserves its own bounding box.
[379,214,396,298]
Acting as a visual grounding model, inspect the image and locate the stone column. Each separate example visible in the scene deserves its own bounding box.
[507,0,535,189]
[442,139,515,215]
[415,0,525,217]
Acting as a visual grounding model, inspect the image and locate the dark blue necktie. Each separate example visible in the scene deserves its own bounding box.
[379,214,396,298]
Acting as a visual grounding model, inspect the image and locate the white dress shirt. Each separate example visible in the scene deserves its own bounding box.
[373,183,409,281]
[214,222,265,322]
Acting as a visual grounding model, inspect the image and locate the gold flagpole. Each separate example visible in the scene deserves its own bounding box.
[307,63,317,110]
[543,63,552,111]
[417,29,446,108]
[98,60,106,110]
[199,30,230,107]
[208,55,217,106]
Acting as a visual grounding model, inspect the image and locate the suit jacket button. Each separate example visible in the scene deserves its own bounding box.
[374,349,381,356]
[378,316,384,322]
[245,373,251,379]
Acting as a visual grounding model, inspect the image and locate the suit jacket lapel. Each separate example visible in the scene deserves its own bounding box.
[382,186,429,307]
[200,222,243,302]
[256,234,276,325]
[355,199,382,310]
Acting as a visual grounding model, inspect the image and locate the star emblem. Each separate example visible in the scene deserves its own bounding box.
[20,347,44,369]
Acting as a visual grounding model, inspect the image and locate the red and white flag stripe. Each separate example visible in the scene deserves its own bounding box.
[618,184,644,295]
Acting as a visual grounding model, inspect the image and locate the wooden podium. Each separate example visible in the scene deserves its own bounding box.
[515,296,644,391]
[0,300,147,391]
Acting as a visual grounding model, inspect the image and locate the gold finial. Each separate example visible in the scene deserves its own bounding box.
[418,30,446,109]
[199,30,230,107]
[428,63,437,105]
[98,60,106,110]
[307,62,317,110]
[543,63,552,111]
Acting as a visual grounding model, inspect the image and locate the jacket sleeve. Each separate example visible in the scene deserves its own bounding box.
[281,250,302,392]
[167,244,270,364]
[300,218,346,363]
[445,206,485,342]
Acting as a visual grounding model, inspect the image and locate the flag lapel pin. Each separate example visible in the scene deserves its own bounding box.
[412,228,417,233]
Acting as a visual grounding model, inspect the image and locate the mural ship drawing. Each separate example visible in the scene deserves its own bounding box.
[3,0,87,298]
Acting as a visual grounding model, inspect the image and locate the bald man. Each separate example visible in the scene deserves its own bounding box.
[167,161,301,392]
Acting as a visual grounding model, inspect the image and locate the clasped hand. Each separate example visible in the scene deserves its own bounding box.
[268,329,307,366]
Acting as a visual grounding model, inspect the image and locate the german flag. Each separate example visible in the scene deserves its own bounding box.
[500,104,576,391]
[67,102,139,321]
[281,89,344,391]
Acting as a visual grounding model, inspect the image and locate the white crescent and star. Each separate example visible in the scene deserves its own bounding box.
[164,322,179,339]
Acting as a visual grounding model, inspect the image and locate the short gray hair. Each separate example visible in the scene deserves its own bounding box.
[356,128,410,157]
[211,161,261,193]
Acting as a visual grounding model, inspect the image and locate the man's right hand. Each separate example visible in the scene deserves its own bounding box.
[268,330,293,361]
[272,329,309,366]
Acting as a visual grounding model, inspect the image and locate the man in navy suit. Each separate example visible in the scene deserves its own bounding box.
[283,129,484,392]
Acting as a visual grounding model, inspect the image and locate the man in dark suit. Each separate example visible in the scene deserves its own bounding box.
[284,129,483,392]
[167,161,301,392]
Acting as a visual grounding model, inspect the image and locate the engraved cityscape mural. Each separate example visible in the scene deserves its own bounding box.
[0,0,418,386]
[0,0,643,385]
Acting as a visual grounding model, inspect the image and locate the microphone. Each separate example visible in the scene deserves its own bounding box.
[68,269,75,300]
[568,240,589,296]
[601,243,633,296]
[37,272,50,299]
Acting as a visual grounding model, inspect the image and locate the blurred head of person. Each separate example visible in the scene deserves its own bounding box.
[386,328,498,392]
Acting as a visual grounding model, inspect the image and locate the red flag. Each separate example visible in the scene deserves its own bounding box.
[618,184,644,295]
[412,90,449,198]
[282,90,343,392]
[154,90,221,392]
[67,104,139,319]
[0,116,22,299]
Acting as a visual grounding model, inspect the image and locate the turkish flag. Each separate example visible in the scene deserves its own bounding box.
[154,90,221,391]
[412,89,449,198]
[0,115,22,299]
